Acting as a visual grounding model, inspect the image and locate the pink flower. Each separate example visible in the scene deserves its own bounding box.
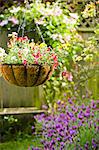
[34,60,38,64]
[62,71,73,81]
[32,51,42,64]
[32,51,41,59]
[9,17,19,25]
[68,73,73,81]
[23,59,27,66]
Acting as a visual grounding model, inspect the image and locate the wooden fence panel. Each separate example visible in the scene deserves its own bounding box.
[0,77,45,108]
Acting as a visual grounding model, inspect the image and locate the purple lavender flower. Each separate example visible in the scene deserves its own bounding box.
[64,93,66,97]
[71,117,76,123]
[84,142,89,150]
[32,126,35,130]
[84,112,90,118]
[96,126,99,131]
[78,121,83,127]
[94,122,97,128]
[60,142,65,147]
[42,105,48,110]
[69,129,76,135]
[88,120,93,128]
[79,147,83,150]
[57,137,61,141]
[78,112,84,120]
[92,139,97,149]
[68,98,73,104]
[81,104,85,109]
[71,105,78,113]
[86,107,90,113]
[91,100,96,109]
[72,125,77,129]
[48,132,53,137]
[51,139,55,144]
[67,112,74,118]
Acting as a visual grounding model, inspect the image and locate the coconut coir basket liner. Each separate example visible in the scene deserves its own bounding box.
[0,64,52,87]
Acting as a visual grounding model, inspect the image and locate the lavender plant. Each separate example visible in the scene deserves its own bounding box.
[30,99,99,150]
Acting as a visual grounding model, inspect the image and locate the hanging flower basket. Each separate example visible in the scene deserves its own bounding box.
[0,32,59,87]
[0,64,52,87]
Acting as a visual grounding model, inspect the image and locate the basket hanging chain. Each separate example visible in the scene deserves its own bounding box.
[35,22,45,43]
[32,1,45,43]
[17,0,29,37]
[17,0,45,43]
[18,18,26,37]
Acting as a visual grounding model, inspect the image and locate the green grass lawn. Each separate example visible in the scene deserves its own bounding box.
[0,137,42,150]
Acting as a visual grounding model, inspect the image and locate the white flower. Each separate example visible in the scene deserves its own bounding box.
[23,48,29,56]
[0,47,5,53]
[10,7,20,13]
[8,32,18,38]
[69,13,79,20]
[0,48,7,62]
[54,6,62,16]
[62,82,66,87]
[51,34,58,40]
[11,56,17,61]
[64,35,71,42]
[0,20,8,27]
[63,16,70,24]
[35,17,45,25]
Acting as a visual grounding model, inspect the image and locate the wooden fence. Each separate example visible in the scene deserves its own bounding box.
[0,77,45,108]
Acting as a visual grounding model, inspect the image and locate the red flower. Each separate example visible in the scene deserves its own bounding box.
[47,47,51,51]
[16,36,28,42]
[62,71,67,76]
[51,54,58,69]
[51,54,57,60]
[53,62,58,69]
